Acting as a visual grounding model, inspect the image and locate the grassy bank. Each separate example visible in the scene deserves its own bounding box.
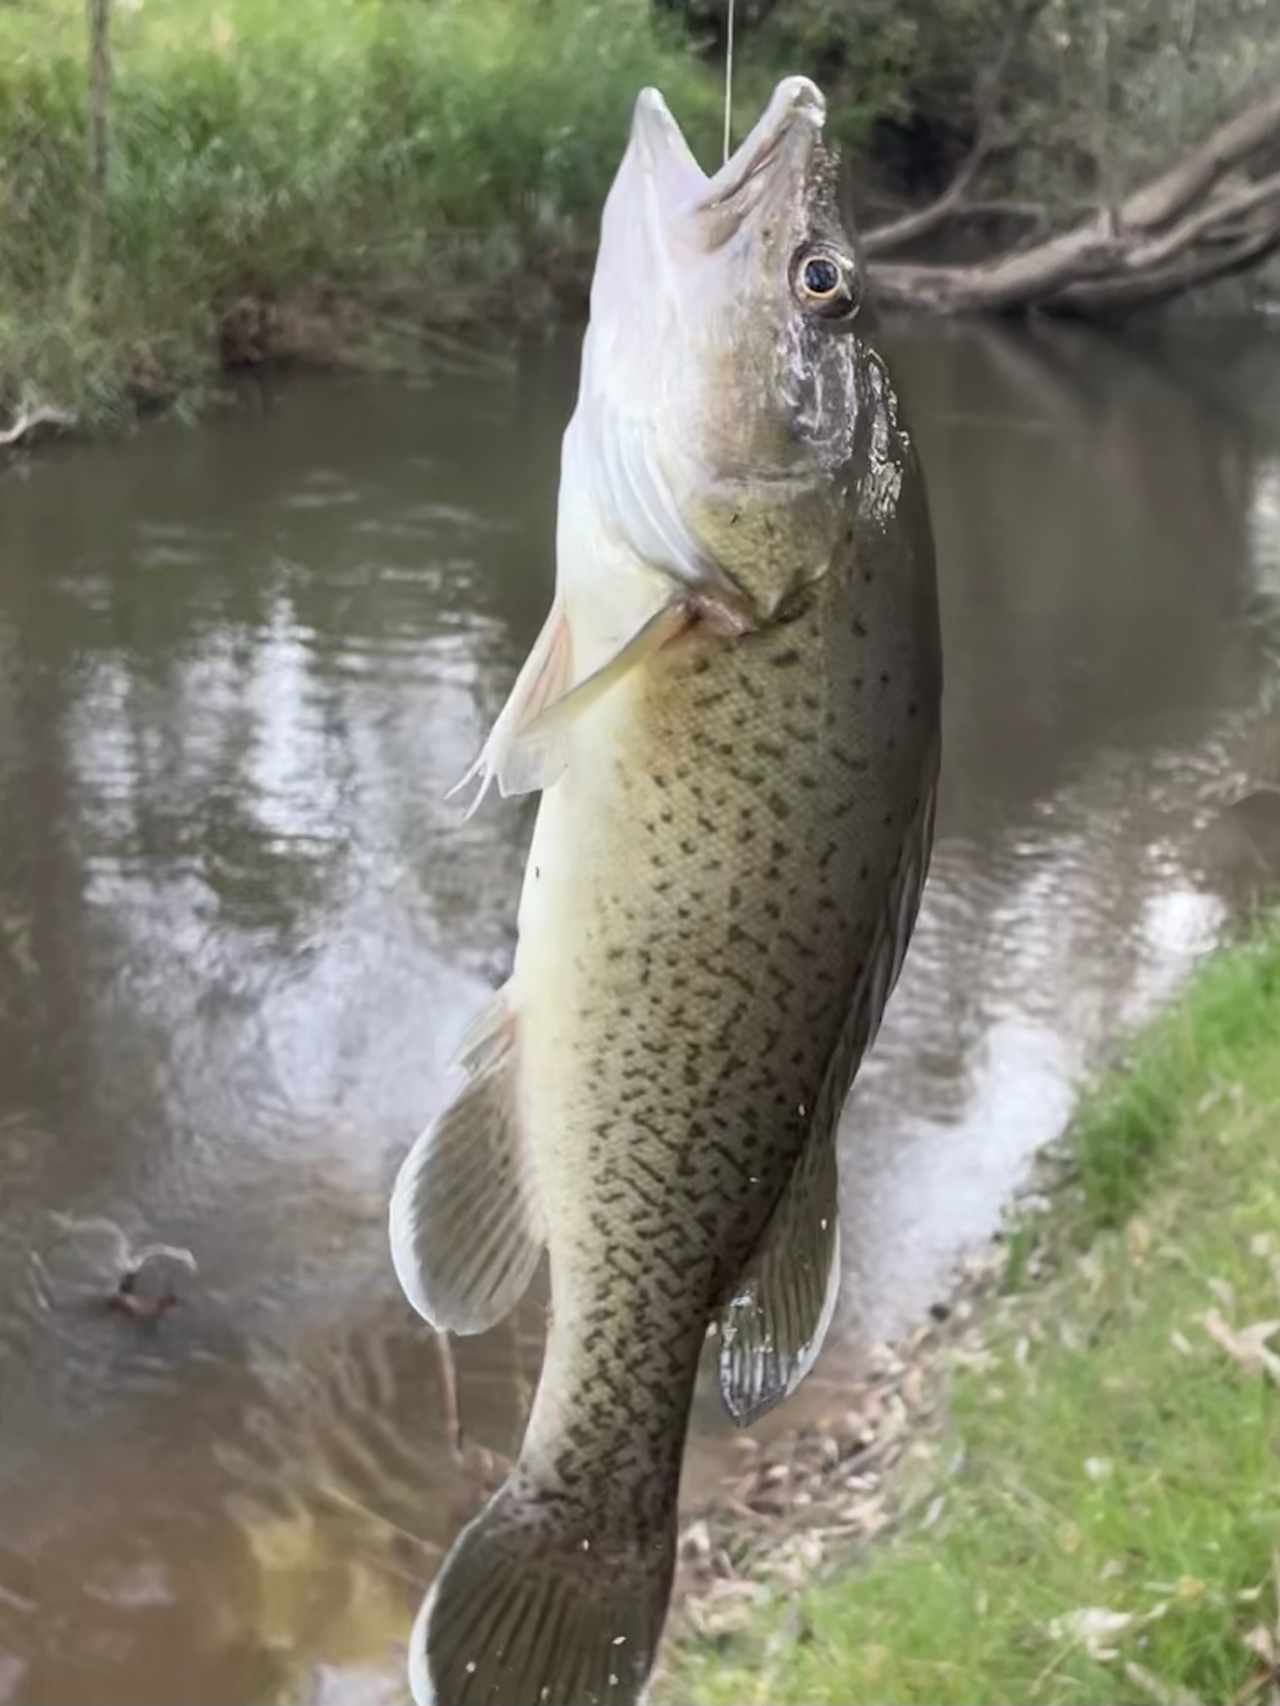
[0,0,723,428]
[672,916,1280,1706]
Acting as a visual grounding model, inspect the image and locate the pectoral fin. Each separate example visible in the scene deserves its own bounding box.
[449,597,699,811]
[447,598,573,817]
[500,599,691,791]
[717,1135,841,1427]
[389,985,545,1335]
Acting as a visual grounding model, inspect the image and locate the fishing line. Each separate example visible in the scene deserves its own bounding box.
[723,0,736,165]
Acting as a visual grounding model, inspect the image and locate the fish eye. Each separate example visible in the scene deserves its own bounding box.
[803,257,840,296]
[792,246,859,319]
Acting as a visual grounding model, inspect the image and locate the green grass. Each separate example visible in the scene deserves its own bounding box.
[0,0,727,426]
[670,915,1280,1705]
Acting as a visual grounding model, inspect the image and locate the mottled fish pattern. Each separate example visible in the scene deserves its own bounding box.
[390,75,941,1706]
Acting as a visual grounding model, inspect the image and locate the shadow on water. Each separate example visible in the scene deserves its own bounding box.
[0,318,1278,1702]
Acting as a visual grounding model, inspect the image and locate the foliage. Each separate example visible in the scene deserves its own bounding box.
[729,0,1280,204]
[0,0,722,423]
[670,913,1280,1704]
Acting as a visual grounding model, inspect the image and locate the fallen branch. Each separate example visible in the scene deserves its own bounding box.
[863,84,1280,317]
[0,401,78,448]
[863,0,1047,260]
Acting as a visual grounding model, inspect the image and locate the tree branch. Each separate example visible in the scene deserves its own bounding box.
[862,0,1049,258]
[1119,85,1280,232]
[0,402,78,447]
[864,84,1280,317]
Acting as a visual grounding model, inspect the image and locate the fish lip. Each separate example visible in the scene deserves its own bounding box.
[699,76,826,208]
[629,76,826,210]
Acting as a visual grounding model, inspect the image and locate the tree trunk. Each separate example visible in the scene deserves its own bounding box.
[82,0,112,293]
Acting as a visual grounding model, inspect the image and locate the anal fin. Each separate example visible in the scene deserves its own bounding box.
[389,985,545,1335]
[717,1135,841,1427]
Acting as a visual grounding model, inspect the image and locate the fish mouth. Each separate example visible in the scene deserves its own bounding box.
[700,76,826,208]
[630,76,826,227]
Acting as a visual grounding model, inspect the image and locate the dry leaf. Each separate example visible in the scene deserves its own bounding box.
[1048,1605,1135,1659]
[1170,1329,1194,1356]
[1203,1310,1280,1381]
[1124,1659,1207,1706]
[1244,1625,1278,1666]
[1127,1218,1153,1262]
[919,1495,945,1532]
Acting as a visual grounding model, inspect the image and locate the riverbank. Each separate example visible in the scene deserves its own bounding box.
[665,913,1280,1705]
[0,0,722,433]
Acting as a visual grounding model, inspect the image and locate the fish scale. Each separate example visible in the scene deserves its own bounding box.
[389,74,940,1706]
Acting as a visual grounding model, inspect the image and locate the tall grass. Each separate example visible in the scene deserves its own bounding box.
[0,0,724,424]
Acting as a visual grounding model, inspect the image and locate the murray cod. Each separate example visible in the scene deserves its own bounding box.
[389,74,941,1706]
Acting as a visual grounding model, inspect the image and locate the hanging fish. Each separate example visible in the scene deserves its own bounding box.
[391,73,941,1706]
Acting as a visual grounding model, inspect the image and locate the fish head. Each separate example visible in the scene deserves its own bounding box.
[579,76,877,616]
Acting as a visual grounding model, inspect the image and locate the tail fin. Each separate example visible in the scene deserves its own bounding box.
[409,1475,674,1706]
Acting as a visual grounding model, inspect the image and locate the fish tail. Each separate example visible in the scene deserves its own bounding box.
[409,1470,674,1706]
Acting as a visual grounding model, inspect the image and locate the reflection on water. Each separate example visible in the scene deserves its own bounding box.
[1,319,1278,1702]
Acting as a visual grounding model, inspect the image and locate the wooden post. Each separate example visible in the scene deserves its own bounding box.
[83,0,112,291]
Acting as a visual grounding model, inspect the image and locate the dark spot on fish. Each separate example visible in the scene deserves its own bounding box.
[650,854,664,868]
[728,884,742,910]
[845,525,855,543]
[852,616,868,638]
[860,861,870,879]
[653,773,668,788]
[606,946,625,962]
[764,898,781,920]
[863,568,875,584]
[879,671,890,685]
[765,791,791,821]
[738,826,756,845]
[691,654,712,675]
[680,838,695,855]
[908,700,919,717]
[756,739,785,762]
[770,648,801,669]
[535,866,541,879]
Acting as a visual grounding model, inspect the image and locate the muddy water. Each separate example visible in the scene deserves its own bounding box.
[1,319,1278,1704]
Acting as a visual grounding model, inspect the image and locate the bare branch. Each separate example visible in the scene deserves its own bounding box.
[863,0,1048,258]
[0,402,78,447]
[864,83,1280,317]
[1120,85,1280,232]
[862,146,989,258]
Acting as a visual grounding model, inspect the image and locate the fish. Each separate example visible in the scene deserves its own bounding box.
[389,72,942,1706]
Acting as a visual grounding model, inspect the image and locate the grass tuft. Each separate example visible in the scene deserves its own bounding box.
[670,913,1280,1706]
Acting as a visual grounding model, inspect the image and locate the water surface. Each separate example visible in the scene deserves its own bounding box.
[1,317,1278,1704]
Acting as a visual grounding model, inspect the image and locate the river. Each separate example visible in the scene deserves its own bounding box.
[1,316,1278,1705]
